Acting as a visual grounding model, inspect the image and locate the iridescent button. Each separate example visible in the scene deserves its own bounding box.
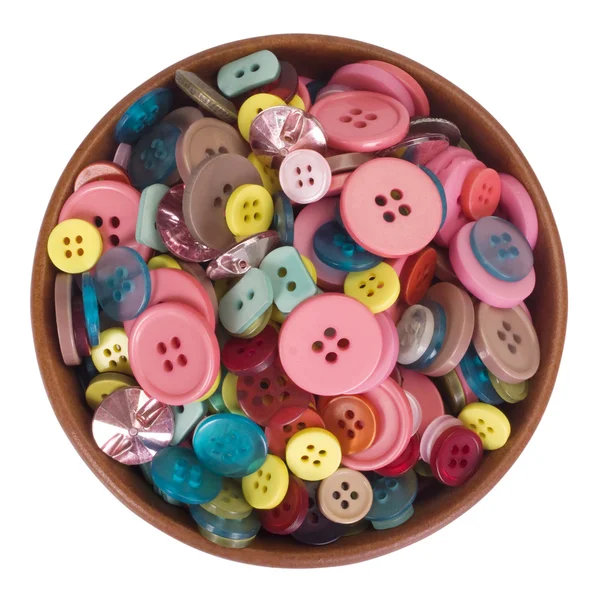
[272,192,294,245]
[81,272,100,347]
[114,87,172,144]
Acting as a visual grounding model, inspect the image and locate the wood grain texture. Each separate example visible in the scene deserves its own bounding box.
[31,34,567,568]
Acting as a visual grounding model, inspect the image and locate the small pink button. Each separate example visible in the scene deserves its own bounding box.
[129,302,220,406]
[341,158,442,257]
[309,91,409,153]
[278,293,383,396]
[279,149,332,204]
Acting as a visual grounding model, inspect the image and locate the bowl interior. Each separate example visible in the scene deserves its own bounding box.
[31,34,567,567]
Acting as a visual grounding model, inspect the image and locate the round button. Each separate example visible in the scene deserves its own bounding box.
[397,367,444,437]
[420,166,447,228]
[237,94,286,141]
[310,91,409,153]
[189,504,260,540]
[84,372,136,410]
[225,184,274,237]
[239,60,297,103]
[90,327,132,375]
[365,470,417,522]
[71,296,90,358]
[410,116,460,144]
[278,294,383,396]
[402,300,446,371]
[497,173,538,249]
[434,369,467,415]
[473,302,540,383]
[74,161,131,191]
[459,344,504,405]
[317,468,373,524]
[222,324,278,375]
[192,413,267,477]
[458,402,511,450]
[374,434,420,477]
[242,453,289,509]
[248,152,281,195]
[396,304,434,365]
[489,372,529,403]
[341,158,442,257]
[460,166,501,220]
[272,192,294,245]
[129,302,219,405]
[265,407,325,459]
[430,425,484,487]
[326,152,373,174]
[48,219,103,273]
[420,415,462,464]
[94,247,150,322]
[259,476,309,535]
[162,106,204,130]
[344,262,401,313]
[195,527,256,549]
[286,428,342,481]
[221,371,244,415]
[399,246,437,305]
[115,88,172,144]
[279,149,332,204]
[200,478,252,520]
[113,143,132,170]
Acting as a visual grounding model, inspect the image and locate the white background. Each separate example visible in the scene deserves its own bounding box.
[2,1,598,598]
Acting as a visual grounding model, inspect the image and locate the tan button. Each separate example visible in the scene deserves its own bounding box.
[175,118,249,184]
[54,273,81,366]
[317,468,373,524]
[473,302,540,384]
[183,154,261,251]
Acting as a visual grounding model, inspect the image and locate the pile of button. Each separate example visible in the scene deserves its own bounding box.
[47,49,541,548]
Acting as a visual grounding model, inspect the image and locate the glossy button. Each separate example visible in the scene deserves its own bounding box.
[225,184,274,237]
[242,60,298,103]
[434,369,467,415]
[460,166,501,220]
[201,478,252,520]
[129,302,219,405]
[242,453,289,509]
[259,476,309,535]
[81,272,100,346]
[430,425,483,486]
[344,262,401,313]
[279,294,383,396]
[90,327,132,375]
[136,184,169,252]
[396,304,435,365]
[191,505,260,544]
[221,324,278,375]
[238,94,286,141]
[459,402,511,450]
[74,160,131,191]
[48,219,103,273]
[115,88,172,144]
[193,413,267,477]
[398,367,444,437]
[265,407,325,459]
[459,344,505,405]
[218,50,281,98]
[375,434,420,477]
[272,192,294,245]
[489,372,529,403]
[402,300,446,370]
[317,468,373,524]
[286,427,342,481]
[399,246,437,305]
[279,149,332,204]
[365,470,417,522]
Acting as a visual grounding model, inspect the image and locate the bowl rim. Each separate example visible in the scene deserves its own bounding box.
[31,33,568,567]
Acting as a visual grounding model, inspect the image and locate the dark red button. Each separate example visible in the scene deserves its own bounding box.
[265,407,325,459]
[221,324,278,375]
[430,425,483,487]
[259,476,309,535]
[374,433,420,477]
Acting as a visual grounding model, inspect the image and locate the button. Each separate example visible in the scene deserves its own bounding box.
[113,143,132,170]
[93,247,150,322]
[279,149,332,204]
[326,152,373,174]
[196,526,256,549]
[451,221,536,308]
[90,327,132,375]
[379,133,449,165]
[460,167,501,220]
[239,61,299,104]
[71,295,90,357]
[114,87,172,144]
[162,106,204,130]
[129,302,219,405]
[171,399,208,446]
[192,413,268,477]
[234,304,273,339]
[296,77,312,111]
[455,362,481,405]
[458,344,504,405]
[365,470,418,523]
[314,221,381,272]
[278,294,383,396]
[458,402,511,450]
[84,370,135,410]
[59,180,151,262]
[47,219,103,273]
[402,300,446,370]
[236,365,313,426]
[374,434,420,477]
[341,158,442,257]
[317,468,373,524]
[175,70,237,124]
[198,368,222,402]
[288,94,305,110]
[470,216,534,282]
[217,50,281,98]
[248,152,281,195]
[201,478,252,520]
[225,184,274,237]
[320,395,377,455]
[183,154,262,251]
[74,161,131,191]
[397,367,444,437]
[430,425,483,486]
[190,503,260,539]
[80,272,100,348]
[54,274,81,366]
[473,302,540,383]
[286,427,342,481]
[316,83,353,102]
[265,407,325,459]
[259,475,309,535]
[420,166,447,228]
[272,192,294,245]
[419,415,461,464]
[371,503,414,530]
[128,123,180,189]
[426,146,474,176]
[221,324,278,375]
[399,246,437,305]
[238,94,286,141]
[396,304,435,365]
[176,118,248,183]
[409,116,460,145]
[497,174,538,249]
[344,262,400,313]
[152,446,222,504]
[136,184,169,252]
[259,246,317,313]
[221,371,245,415]
[249,105,327,169]
[433,369,467,415]
[242,453,289,509]
[489,372,529,403]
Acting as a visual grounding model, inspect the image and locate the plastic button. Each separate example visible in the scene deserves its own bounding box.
[396,304,435,365]
[458,402,511,450]
[238,94,286,141]
[115,88,172,144]
[430,425,483,486]
[171,400,208,446]
[225,184,274,237]
[81,272,100,346]
[374,434,420,477]
[398,246,437,305]
[317,468,373,524]
[248,152,281,195]
[90,327,132,375]
[201,478,252,520]
[497,174,538,249]
[48,219,103,273]
[136,184,169,252]
[398,367,444,437]
[279,150,332,204]
[460,166,501,220]
[265,407,325,459]
[344,262,401,314]
[286,427,342,481]
[221,324,278,375]
[218,50,281,98]
[272,192,294,245]
[365,470,417,522]
[489,372,529,404]
[242,453,289,509]
[259,476,308,535]
[74,160,131,191]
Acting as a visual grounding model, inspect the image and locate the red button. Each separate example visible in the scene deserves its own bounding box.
[430,425,483,487]
[374,433,420,477]
[259,476,309,535]
[399,247,437,305]
[221,324,278,376]
[460,166,501,221]
[265,407,325,459]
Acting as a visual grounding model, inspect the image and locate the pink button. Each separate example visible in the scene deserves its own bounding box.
[59,181,151,262]
[420,415,461,463]
[449,221,536,308]
[279,150,332,204]
[296,77,312,111]
[455,364,478,404]
[340,158,442,257]
[496,174,539,249]
[324,172,351,197]
[425,146,476,177]
[123,268,216,335]
[278,293,383,396]
[309,91,409,152]
[129,302,219,406]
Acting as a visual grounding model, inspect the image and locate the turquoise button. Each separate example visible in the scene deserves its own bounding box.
[371,503,414,530]
[136,184,169,252]
[365,470,417,522]
[82,272,100,347]
[189,505,260,540]
[139,462,183,506]
[272,192,294,245]
[217,50,281,98]
[114,88,172,144]
[459,344,504,405]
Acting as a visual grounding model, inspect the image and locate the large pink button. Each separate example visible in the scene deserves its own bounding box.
[59,181,151,261]
[278,293,383,396]
[279,150,332,204]
[341,158,442,257]
[309,91,409,152]
[129,302,220,406]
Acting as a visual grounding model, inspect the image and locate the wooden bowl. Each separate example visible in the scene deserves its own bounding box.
[31,34,567,567]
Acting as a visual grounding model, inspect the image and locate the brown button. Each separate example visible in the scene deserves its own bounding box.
[175,118,249,184]
[317,468,373,524]
[325,152,373,174]
[183,154,262,251]
[433,369,466,415]
[320,395,377,455]
[54,273,81,366]
[162,106,204,131]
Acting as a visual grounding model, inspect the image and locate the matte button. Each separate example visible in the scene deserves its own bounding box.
[317,468,373,524]
[217,50,281,98]
[242,453,289,509]
[54,273,81,366]
[48,219,103,274]
[458,402,511,450]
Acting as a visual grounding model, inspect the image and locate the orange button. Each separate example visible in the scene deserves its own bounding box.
[460,166,501,220]
[399,246,437,305]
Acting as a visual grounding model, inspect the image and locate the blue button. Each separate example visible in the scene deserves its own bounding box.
[459,344,504,405]
[404,300,447,371]
[136,184,170,252]
[371,503,414,530]
[365,470,417,522]
[93,247,151,322]
[189,505,261,540]
[82,272,100,346]
[151,446,222,504]
[192,414,267,477]
[420,165,447,229]
[139,462,183,506]
[129,123,180,189]
[470,216,533,282]
[272,192,294,245]
[313,221,381,272]
[115,88,173,144]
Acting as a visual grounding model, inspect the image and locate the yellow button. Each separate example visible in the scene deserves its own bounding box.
[248,152,281,195]
[344,263,401,313]
[301,255,317,283]
[148,254,181,270]
[489,372,529,404]
[458,402,511,451]
[202,478,252,519]
[47,219,103,273]
[90,327,132,375]
[225,184,274,238]
[222,371,244,415]
[231,305,273,338]
[287,94,306,110]
[85,373,137,410]
[198,368,221,401]
[286,427,342,481]
[270,306,288,324]
[238,93,285,141]
[242,454,289,509]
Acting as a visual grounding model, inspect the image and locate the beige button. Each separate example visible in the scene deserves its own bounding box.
[317,467,373,524]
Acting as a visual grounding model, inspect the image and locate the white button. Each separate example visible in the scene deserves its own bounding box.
[396,304,434,365]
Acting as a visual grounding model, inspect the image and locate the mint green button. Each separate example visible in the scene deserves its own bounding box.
[217,50,281,98]
[136,184,169,251]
